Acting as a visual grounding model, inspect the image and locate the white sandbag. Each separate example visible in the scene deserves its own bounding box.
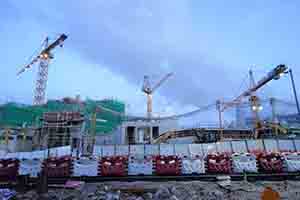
[182,158,205,174]
[19,159,42,177]
[128,155,153,175]
[283,153,300,172]
[232,153,258,173]
[73,157,99,176]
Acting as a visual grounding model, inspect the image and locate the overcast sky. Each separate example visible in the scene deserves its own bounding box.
[1,0,300,121]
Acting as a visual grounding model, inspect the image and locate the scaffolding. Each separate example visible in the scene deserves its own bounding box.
[0,99,125,136]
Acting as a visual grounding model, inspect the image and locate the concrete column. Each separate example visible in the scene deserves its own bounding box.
[150,126,153,144]
[121,126,126,144]
[134,127,137,144]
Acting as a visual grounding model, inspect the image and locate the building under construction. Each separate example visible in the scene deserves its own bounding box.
[0,97,125,152]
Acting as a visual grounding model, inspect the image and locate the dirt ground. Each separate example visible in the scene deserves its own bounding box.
[13,180,300,200]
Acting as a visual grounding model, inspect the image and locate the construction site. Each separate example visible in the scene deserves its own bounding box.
[1,19,300,200]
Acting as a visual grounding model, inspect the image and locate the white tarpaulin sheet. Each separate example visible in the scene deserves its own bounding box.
[174,144,189,157]
[182,158,205,174]
[264,139,278,152]
[73,158,99,176]
[159,144,174,156]
[189,144,203,157]
[231,141,247,153]
[216,142,232,153]
[115,145,129,156]
[246,140,264,152]
[130,145,144,155]
[102,145,115,157]
[278,140,295,152]
[145,145,159,156]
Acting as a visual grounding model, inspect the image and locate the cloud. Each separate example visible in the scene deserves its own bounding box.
[6,0,299,120]
[6,0,236,108]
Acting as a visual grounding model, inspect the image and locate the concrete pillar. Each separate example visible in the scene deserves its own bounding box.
[138,128,144,144]
[121,126,126,144]
[150,126,153,144]
[134,127,137,144]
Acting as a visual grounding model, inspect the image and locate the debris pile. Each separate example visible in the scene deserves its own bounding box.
[12,180,300,200]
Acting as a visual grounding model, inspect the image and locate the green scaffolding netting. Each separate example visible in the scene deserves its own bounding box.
[0,99,125,135]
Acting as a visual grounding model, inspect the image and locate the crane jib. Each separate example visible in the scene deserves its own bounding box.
[41,34,68,54]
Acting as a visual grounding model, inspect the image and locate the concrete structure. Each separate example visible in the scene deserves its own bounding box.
[120,119,179,144]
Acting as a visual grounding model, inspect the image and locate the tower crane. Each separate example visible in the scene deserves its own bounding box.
[17,34,68,105]
[142,73,173,118]
[217,64,288,139]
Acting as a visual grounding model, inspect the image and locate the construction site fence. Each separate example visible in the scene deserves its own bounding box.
[93,139,299,157]
[0,139,300,159]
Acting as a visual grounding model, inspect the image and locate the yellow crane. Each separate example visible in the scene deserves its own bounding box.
[17,34,68,105]
[142,73,173,118]
[217,64,288,139]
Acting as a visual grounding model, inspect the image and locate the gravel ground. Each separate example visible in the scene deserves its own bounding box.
[13,180,300,200]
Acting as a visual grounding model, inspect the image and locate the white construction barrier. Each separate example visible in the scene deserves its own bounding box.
[19,159,42,177]
[264,139,278,153]
[282,152,300,172]
[246,140,264,153]
[182,157,205,174]
[159,144,175,156]
[128,155,153,175]
[232,153,258,173]
[4,152,19,159]
[73,157,99,176]
[189,144,203,157]
[31,150,47,159]
[278,140,295,152]
[0,150,6,158]
[202,143,217,155]
[93,145,102,156]
[216,141,232,153]
[145,145,159,156]
[174,144,189,157]
[116,145,129,156]
[48,146,71,157]
[231,141,247,153]
[102,145,115,156]
[130,145,144,156]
